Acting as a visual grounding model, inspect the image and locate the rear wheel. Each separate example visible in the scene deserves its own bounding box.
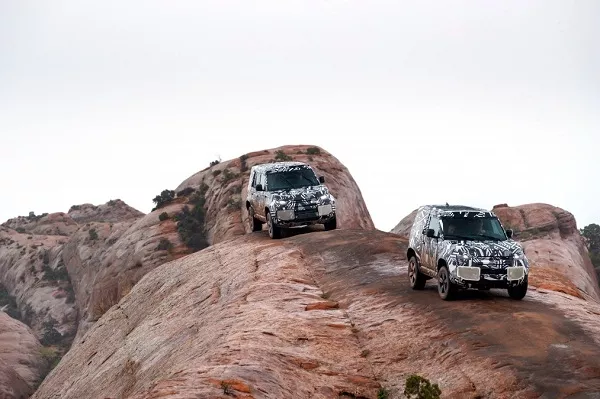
[437,265,457,300]
[408,256,427,290]
[247,207,262,232]
[507,279,528,300]
[267,212,282,239]
[324,216,337,231]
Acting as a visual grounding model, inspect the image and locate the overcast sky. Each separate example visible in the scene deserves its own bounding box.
[1,0,598,232]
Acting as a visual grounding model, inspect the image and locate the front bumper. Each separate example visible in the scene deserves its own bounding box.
[272,203,336,227]
[449,259,529,289]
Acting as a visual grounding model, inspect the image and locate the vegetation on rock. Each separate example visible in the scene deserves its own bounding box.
[581,223,600,285]
[404,374,442,399]
[175,183,209,252]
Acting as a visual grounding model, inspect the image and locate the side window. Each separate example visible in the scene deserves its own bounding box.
[250,171,257,188]
[428,215,441,237]
[258,172,265,188]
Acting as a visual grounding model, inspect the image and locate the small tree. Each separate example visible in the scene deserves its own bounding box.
[152,189,176,210]
[404,374,441,399]
[275,150,292,161]
[88,228,98,241]
[158,212,169,221]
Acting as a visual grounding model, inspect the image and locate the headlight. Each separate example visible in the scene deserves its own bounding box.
[319,194,330,201]
[276,200,288,205]
[513,253,525,260]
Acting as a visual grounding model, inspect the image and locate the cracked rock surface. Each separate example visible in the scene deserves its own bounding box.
[31,230,600,399]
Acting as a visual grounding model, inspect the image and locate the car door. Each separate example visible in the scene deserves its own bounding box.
[422,214,441,274]
[256,172,267,221]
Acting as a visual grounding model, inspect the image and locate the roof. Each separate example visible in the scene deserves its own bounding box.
[431,204,486,212]
[251,161,310,173]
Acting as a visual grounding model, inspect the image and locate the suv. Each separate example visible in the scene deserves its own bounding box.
[405,204,529,300]
[245,161,337,239]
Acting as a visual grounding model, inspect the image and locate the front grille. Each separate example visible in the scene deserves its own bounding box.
[480,267,507,276]
[294,202,319,220]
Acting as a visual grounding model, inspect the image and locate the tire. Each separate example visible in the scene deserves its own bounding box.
[507,279,528,300]
[437,264,457,300]
[324,216,337,231]
[267,212,282,239]
[248,207,262,232]
[408,256,427,290]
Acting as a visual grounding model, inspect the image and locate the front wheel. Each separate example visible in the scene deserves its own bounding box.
[437,265,457,300]
[267,212,282,239]
[408,256,427,290]
[507,279,528,300]
[324,216,337,231]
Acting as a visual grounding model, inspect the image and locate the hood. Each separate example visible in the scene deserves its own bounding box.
[452,240,524,258]
[270,186,334,210]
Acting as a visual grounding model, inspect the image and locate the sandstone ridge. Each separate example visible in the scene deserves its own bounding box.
[31,230,600,399]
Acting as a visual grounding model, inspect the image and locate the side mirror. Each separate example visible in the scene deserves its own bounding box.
[506,229,513,239]
[426,229,436,238]
[319,176,325,183]
[255,184,263,192]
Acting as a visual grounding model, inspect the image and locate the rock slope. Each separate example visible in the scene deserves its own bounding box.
[492,203,600,301]
[0,312,45,399]
[31,230,600,399]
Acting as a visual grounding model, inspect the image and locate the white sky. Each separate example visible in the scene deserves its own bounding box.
[1,0,598,232]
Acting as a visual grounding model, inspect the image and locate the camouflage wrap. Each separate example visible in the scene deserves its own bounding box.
[247,161,336,228]
[407,204,529,288]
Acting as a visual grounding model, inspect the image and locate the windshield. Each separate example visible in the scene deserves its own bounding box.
[266,168,320,191]
[441,216,507,241]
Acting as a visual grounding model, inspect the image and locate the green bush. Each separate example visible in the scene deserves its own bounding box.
[174,185,209,252]
[40,317,62,346]
[212,169,222,177]
[240,154,249,172]
[152,189,176,211]
[404,374,441,399]
[0,285,21,320]
[88,228,98,241]
[176,187,195,197]
[158,212,169,221]
[156,238,173,251]
[274,150,292,161]
[221,168,239,184]
[210,160,220,167]
[42,264,69,282]
[306,147,321,155]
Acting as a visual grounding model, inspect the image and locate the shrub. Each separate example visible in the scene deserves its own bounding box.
[221,168,238,184]
[42,264,69,282]
[240,154,249,172]
[107,200,117,206]
[16,227,26,234]
[88,228,98,241]
[227,197,241,210]
[156,238,173,251]
[69,205,81,211]
[174,186,209,252]
[274,150,292,161]
[306,147,321,155]
[404,374,442,399]
[176,187,195,197]
[0,285,21,320]
[212,169,222,177]
[210,160,220,167]
[152,189,176,210]
[158,212,169,222]
[40,317,63,346]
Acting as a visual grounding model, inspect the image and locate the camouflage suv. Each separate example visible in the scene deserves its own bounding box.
[245,161,337,239]
[405,204,529,300]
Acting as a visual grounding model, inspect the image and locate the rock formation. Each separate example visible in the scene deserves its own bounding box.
[0,312,45,399]
[31,230,600,399]
[492,203,600,301]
